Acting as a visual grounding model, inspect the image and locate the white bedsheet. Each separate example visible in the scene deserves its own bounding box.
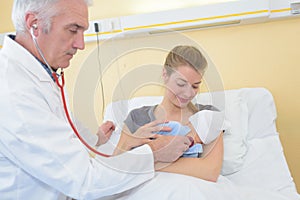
[97,173,291,200]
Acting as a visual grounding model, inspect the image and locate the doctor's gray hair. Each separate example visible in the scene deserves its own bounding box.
[12,0,93,34]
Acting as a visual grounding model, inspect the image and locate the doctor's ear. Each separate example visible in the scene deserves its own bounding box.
[25,12,39,35]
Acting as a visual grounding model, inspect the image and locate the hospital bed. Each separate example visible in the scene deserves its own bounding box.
[98,87,300,200]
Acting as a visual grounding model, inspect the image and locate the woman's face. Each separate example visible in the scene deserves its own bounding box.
[163,65,202,108]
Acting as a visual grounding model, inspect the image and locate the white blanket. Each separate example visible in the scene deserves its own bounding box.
[97,173,291,200]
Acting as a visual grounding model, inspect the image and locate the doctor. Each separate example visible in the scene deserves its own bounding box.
[0,0,192,199]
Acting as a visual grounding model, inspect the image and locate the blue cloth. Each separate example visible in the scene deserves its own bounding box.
[157,121,203,157]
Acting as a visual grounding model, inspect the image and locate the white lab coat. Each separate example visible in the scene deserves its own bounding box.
[0,35,155,200]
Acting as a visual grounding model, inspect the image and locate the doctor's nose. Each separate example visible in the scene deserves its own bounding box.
[73,32,85,50]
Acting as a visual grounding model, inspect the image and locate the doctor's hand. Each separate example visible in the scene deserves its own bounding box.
[96,121,115,146]
[148,135,192,163]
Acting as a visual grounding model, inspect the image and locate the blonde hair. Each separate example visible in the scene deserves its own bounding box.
[164,45,208,113]
[164,45,207,76]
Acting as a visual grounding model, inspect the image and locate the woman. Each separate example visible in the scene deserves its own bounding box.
[114,45,224,182]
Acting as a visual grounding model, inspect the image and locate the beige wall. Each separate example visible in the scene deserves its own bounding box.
[1,0,299,193]
[0,1,14,33]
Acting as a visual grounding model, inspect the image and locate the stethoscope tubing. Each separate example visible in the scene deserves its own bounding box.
[32,27,111,157]
[53,71,111,157]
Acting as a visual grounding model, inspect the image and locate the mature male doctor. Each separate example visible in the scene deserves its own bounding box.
[0,0,192,199]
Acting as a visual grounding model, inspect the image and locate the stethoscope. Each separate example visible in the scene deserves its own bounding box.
[30,24,111,157]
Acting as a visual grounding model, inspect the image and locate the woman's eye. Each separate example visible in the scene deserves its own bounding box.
[177,83,185,87]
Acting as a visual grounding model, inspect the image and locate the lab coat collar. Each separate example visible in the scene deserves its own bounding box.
[2,35,54,83]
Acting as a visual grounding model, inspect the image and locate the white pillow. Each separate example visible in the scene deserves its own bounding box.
[194,90,248,175]
[103,90,248,175]
[239,88,277,139]
[222,95,248,175]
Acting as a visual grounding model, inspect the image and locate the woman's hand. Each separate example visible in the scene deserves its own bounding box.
[113,120,171,155]
[186,122,203,144]
[134,120,171,138]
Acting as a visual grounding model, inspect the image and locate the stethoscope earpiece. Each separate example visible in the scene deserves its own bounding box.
[32,24,38,29]
[30,24,38,38]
